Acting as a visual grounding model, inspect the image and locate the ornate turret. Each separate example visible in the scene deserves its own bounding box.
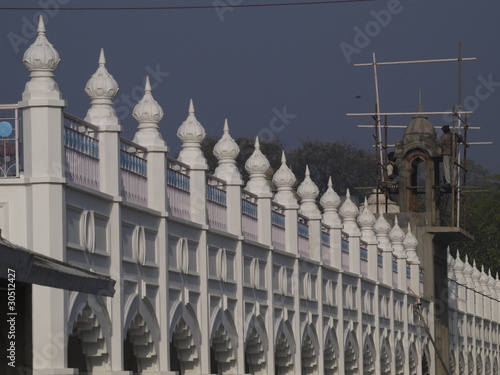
[388,216,406,258]
[357,197,376,242]
[85,49,120,127]
[22,15,62,101]
[132,77,166,150]
[213,119,242,184]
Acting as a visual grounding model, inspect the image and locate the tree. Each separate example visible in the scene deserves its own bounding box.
[451,163,500,276]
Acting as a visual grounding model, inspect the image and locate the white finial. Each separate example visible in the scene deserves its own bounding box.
[213,119,241,184]
[23,15,61,78]
[389,216,406,258]
[132,76,166,149]
[255,136,261,149]
[357,196,376,242]
[339,188,359,235]
[84,49,120,127]
[321,176,342,227]
[298,165,320,217]
[99,48,106,66]
[38,15,46,34]
[403,223,419,262]
[245,136,271,196]
[144,75,152,92]
[177,99,207,169]
[272,151,297,207]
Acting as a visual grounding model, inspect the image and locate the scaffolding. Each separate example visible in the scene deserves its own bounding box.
[347,45,492,227]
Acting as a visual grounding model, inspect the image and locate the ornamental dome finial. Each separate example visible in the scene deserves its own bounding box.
[389,216,406,258]
[272,152,296,189]
[176,99,207,169]
[339,189,360,235]
[374,214,392,252]
[357,197,376,228]
[320,177,342,227]
[23,15,60,74]
[272,152,297,207]
[339,189,359,220]
[213,119,240,162]
[298,165,320,217]
[84,49,120,127]
[132,76,167,149]
[244,137,272,196]
[403,223,419,262]
[133,76,164,125]
[85,48,119,101]
[213,119,242,184]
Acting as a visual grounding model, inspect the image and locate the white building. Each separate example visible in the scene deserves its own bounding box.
[0,16,499,375]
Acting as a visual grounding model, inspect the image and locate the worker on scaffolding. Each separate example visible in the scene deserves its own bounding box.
[437,125,464,186]
[385,151,399,182]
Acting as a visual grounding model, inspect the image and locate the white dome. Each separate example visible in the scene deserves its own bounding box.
[177,99,206,144]
[133,76,164,124]
[245,137,270,176]
[213,119,240,161]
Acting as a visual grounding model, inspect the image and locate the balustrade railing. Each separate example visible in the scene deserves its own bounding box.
[419,267,424,296]
[0,105,21,178]
[341,232,349,271]
[166,157,190,220]
[298,214,309,258]
[64,113,99,189]
[392,256,398,288]
[271,202,286,250]
[360,241,368,277]
[321,224,331,265]
[377,250,383,282]
[120,138,147,206]
[206,175,227,231]
[241,190,258,241]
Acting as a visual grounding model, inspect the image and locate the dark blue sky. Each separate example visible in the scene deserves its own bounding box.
[1,0,499,173]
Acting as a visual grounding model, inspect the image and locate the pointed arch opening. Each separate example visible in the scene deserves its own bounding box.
[421,346,430,375]
[394,340,404,375]
[169,303,201,375]
[477,354,483,375]
[324,328,339,375]
[209,309,238,375]
[379,337,391,375]
[459,352,465,375]
[344,330,359,375]
[408,343,418,375]
[67,298,111,374]
[244,314,268,375]
[123,313,158,373]
[468,352,474,375]
[275,320,295,375]
[362,334,376,375]
[301,324,319,375]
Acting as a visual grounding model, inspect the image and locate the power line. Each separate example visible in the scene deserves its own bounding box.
[0,0,376,12]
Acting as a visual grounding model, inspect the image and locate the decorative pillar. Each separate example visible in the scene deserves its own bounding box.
[374,214,392,286]
[213,119,243,236]
[132,76,170,372]
[244,137,272,246]
[320,177,342,268]
[403,223,420,296]
[272,152,298,254]
[388,216,407,290]
[177,99,207,224]
[18,15,73,375]
[84,48,121,195]
[84,49,124,373]
[357,198,377,280]
[176,100,210,373]
[339,189,360,275]
[297,165,321,261]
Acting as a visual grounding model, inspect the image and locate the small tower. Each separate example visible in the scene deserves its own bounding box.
[394,105,441,224]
